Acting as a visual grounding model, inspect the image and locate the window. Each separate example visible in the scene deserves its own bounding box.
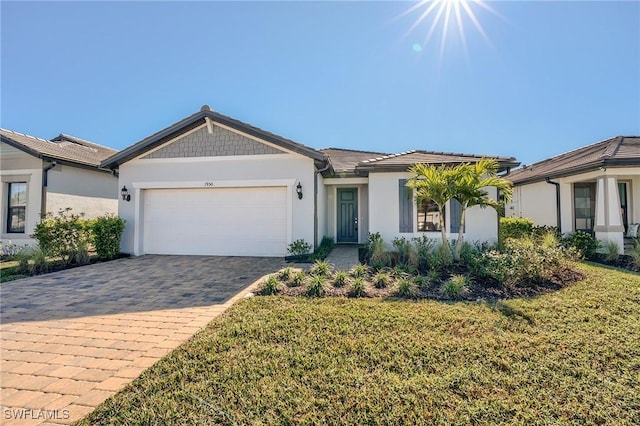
[418,199,444,232]
[574,183,595,232]
[7,182,27,233]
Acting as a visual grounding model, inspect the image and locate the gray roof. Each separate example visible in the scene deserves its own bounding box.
[0,128,117,167]
[101,106,327,168]
[506,136,640,185]
[353,150,519,173]
[319,148,390,173]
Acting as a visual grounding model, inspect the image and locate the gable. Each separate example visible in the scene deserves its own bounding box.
[141,125,287,159]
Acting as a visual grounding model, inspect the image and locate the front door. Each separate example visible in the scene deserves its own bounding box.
[337,188,358,243]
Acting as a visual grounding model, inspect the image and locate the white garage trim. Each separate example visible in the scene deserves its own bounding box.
[130,179,294,256]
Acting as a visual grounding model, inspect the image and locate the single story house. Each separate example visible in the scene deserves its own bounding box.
[0,129,119,245]
[101,106,519,257]
[505,136,640,249]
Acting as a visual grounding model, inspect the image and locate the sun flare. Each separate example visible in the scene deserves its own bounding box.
[398,0,500,59]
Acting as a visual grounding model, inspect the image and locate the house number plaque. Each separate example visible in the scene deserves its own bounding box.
[204,182,215,187]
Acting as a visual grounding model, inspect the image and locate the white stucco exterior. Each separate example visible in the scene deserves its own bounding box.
[368,171,500,248]
[117,126,316,256]
[507,166,640,251]
[1,142,118,245]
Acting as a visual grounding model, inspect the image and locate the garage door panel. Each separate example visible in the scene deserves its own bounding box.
[143,187,287,256]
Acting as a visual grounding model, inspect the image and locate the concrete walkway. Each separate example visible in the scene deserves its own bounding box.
[0,255,283,425]
[325,245,361,271]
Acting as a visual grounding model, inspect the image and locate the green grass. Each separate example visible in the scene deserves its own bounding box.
[79,263,640,425]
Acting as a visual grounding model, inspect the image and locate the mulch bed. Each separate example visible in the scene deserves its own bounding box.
[273,265,587,301]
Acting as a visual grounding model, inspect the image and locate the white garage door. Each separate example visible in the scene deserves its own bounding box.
[143,187,287,256]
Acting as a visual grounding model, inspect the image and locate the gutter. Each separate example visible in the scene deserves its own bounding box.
[41,161,58,217]
[314,159,332,248]
[545,177,562,233]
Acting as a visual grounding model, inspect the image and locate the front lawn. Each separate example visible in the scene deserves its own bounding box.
[80,263,640,425]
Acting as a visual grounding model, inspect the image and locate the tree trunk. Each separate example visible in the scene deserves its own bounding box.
[454,207,467,261]
[439,205,450,257]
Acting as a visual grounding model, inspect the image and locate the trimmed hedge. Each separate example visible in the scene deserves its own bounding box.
[499,217,534,244]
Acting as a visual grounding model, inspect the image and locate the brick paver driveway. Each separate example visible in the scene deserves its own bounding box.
[0,255,284,425]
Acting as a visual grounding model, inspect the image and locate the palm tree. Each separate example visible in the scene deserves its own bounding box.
[452,158,513,260]
[406,163,460,258]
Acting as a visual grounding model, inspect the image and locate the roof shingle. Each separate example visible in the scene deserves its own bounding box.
[0,128,116,167]
[506,136,640,185]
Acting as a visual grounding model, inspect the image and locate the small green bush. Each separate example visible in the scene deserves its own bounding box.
[500,217,534,243]
[278,267,293,282]
[311,237,335,261]
[32,208,91,265]
[413,275,429,289]
[306,275,326,297]
[349,277,367,298]
[393,236,418,268]
[287,239,312,257]
[333,271,349,288]
[563,231,598,259]
[426,269,440,283]
[396,279,417,298]
[351,263,369,278]
[289,271,306,287]
[601,240,620,262]
[92,214,125,260]
[373,272,391,289]
[441,275,470,298]
[630,242,640,269]
[310,260,332,277]
[259,275,280,295]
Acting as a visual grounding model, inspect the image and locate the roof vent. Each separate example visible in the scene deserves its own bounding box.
[200,105,212,112]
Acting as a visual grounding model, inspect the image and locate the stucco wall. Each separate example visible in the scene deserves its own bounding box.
[0,143,42,244]
[316,174,327,246]
[507,181,557,226]
[118,154,316,255]
[368,171,499,246]
[46,165,118,218]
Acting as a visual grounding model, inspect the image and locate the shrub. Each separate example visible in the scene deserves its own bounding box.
[74,240,90,265]
[349,277,367,297]
[311,237,335,261]
[396,278,417,298]
[259,275,280,295]
[411,236,437,272]
[373,272,391,289]
[351,263,369,278]
[32,208,91,265]
[278,267,293,282]
[333,271,349,288]
[92,214,125,260]
[426,269,440,284]
[563,231,598,259]
[14,246,49,275]
[601,240,620,262]
[441,274,470,298]
[630,242,640,269]
[413,275,429,289]
[290,271,306,287]
[471,236,569,288]
[287,239,312,257]
[500,217,534,243]
[366,232,390,267]
[393,236,418,268]
[306,275,326,297]
[310,260,332,277]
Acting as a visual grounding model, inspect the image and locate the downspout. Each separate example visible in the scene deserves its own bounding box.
[545,177,562,233]
[314,160,331,248]
[41,161,57,217]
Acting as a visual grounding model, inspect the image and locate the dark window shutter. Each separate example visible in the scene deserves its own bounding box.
[450,199,462,233]
[399,179,413,233]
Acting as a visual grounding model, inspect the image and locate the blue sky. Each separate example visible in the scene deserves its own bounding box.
[2,1,638,165]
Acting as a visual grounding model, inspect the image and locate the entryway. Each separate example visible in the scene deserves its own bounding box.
[336,188,358,243]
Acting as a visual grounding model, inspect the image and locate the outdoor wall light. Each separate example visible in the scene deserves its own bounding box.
[121,185,131,202]
[296,182,303,200]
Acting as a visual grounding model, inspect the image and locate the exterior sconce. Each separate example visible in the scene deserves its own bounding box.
[121,185,131,202]
[296,182,303,200]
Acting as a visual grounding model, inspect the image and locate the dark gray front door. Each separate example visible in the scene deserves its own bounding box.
[337,188,358,243]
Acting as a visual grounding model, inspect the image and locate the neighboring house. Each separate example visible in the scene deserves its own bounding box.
[505,136,640,249]
[100,106,519,257]
[0,129,119,245]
